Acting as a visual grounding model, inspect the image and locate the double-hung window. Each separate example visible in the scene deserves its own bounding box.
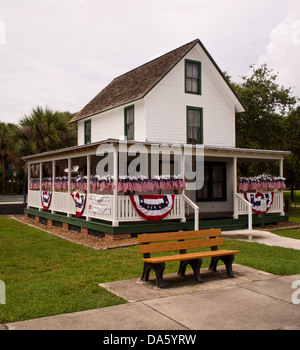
[84,120,91,144]
[185,59,201,94]
[187,106,203,144]
[124,105,134,140]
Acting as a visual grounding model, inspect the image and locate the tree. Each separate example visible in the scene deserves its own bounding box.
[285,107,300,199]
[13,106,77,159]
[0,122,19,193]
[233,64,298,178]
[234,64,297,151]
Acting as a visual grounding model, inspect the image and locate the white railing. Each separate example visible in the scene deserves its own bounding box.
[28,191,184,224]
[268,191,283,214]
[182,194,199,230]
[117,194,183,222]
[235,192,283,215]
[235,193,253,231]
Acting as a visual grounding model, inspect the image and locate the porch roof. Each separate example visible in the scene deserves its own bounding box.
[23,139,291,162]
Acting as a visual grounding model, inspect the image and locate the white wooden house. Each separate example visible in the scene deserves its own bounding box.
[24,39,290,237]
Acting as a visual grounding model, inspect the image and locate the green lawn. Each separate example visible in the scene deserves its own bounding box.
[284,190,300,204]
[1,216,300,324]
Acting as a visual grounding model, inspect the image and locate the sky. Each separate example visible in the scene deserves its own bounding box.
[0,0,299,124]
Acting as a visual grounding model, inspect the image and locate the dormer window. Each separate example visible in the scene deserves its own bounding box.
[185,59,201,94]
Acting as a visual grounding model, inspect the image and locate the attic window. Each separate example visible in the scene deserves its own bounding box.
[185,59,201,94]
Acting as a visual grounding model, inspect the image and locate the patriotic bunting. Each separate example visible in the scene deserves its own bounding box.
[238,176,286,192]
[70,191,86,217]
[130,195,175,221]
[32,175,186,194]
[41,191,52,210]
[243,192,274,214]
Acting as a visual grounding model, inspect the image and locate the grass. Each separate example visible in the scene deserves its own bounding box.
[1,216,300,324]
[284,190,300,204]
[271,229,300,240]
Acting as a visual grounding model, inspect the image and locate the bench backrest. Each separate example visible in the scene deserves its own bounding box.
[138,229,222,255]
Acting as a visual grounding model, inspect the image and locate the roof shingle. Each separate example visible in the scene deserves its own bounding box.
[70,39,199,123]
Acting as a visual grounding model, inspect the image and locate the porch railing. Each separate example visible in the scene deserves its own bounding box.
[235,192,283,215]
[182,194,199,230]
[28,190,184,224]
[235,193,253,231]
[235,191,284,232]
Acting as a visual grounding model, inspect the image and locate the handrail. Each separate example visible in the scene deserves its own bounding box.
[183,194,199,230]
[234,193,253,231]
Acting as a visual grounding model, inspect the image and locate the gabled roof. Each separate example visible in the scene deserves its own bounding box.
[70,39,245,123]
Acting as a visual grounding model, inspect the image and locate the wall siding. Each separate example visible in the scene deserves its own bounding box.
[145,45,235,147]
[77,100,145,145]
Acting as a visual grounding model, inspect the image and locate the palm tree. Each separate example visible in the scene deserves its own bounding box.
[14,106,77,158]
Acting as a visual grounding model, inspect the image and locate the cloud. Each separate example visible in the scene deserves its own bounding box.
[0,0,299,124]
[257,12,300,99]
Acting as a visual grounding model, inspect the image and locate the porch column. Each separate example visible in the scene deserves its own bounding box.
[233,156,238,219]
[86,154,91,221]
[67,158,71,217]
[112,145,119,226]
[279,158,284,216]
[39,162,42,211]
[181,147,186,223]
[51,160,55,214]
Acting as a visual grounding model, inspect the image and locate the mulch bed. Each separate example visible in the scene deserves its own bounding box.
[11,215,138,251]
[259,221,300,231]
[10,215,300,251]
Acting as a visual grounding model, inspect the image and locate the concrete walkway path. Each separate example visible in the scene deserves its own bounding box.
[222,229,300,250]
[6,265,300,331]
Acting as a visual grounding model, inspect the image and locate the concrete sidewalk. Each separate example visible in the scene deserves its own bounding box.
[6,265,300,330]
[222,229,300,250]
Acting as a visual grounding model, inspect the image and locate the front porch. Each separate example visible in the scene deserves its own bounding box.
[23,139,290,238]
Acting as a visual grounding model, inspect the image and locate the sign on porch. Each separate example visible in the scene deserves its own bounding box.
[88,194,112,215]
[130,195,175,221]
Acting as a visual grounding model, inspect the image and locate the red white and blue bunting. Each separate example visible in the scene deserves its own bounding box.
[238,176,286,192]
[41,191,52,210]
[70,191,87,217]
[130,195,175,221]
[244,192,274,214]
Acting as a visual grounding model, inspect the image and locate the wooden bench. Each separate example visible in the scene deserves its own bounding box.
[138,229,239,288]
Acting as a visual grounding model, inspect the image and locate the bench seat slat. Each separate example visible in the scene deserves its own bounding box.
[138,229,221,244]
[139,237,224,254]
[142,249,240,264]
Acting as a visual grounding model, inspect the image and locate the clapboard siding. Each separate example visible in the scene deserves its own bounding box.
[78,100,145,145]
[145,45,235,147]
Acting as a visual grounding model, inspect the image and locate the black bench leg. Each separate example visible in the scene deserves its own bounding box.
[178,259,202,283]
[209,254,235,277]
[209,257,219,272]
[222,254,235,277]
[141,262,166,288]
